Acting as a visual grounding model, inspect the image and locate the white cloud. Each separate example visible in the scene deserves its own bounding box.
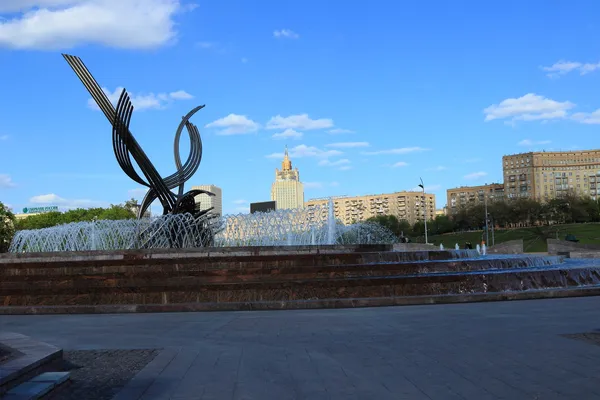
[168,90,194,100]
[464,172,488,180]
[273,29,299,39]
[572,109,600,124]
[127,188,147,199]
[196,41,215,49]
[88,87,193,111]
[392,161,409,168]
[483,93,574,123]
[325,142,369,148]
[363,147,429,155]
[338,166,352,171]
[0,0,188,50]
[266,114,333,131]
[266,144,342,159]
[318,159,351,170]
[328,128,354,134]
[517,139,551,146]
[29,193,105,208]
[304,182,323,189]
[205,114,260,135]
[0,135,8,141]
[272,129,303,140]
[427,166,447,171]
[0,174,16,188]
[542,60,600,78]
[232,199,248,205]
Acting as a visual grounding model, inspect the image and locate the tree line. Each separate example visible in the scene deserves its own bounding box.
[366,194,600,240]
[0,200,139,252]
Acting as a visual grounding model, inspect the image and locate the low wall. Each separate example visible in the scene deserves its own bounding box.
[487,240,524,254]
[0,244,393,261]
[547,239,600,255]
[393,243,436,251]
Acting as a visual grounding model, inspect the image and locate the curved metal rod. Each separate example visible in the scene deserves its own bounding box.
[173,105,205,197]
[114,90,176,213]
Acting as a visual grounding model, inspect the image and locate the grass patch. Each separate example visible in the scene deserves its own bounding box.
[428,223,600,253]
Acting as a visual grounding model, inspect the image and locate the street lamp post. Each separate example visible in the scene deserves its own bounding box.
[418,177,428,244]
[484,194,489,246]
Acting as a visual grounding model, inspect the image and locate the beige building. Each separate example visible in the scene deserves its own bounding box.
[192,185,223,216]
[447,183,504,214]
[271,147,304,210]
[305,191,436,226]
[503,149,600,201]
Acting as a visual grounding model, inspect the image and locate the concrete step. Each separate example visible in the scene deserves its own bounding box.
[2,371,70,399]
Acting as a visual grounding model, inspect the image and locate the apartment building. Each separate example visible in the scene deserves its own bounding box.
[305,191,436,225]
[447,183,504,214]
[503,149,600,201]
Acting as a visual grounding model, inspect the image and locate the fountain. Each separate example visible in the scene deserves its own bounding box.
[327,198,336,245]
[455,243,460,250]
[1,53,599,316]
[9,204,398,253]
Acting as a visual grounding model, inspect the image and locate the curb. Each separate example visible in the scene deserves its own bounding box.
[0,286,599,315]
[0,333,62,396]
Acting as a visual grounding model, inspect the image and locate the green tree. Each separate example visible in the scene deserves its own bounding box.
[429,215,456,235]
[365,215,411,238]
[0,201,16,252]
[15,204,136,231]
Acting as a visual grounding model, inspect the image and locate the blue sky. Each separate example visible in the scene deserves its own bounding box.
[0,0,598,215]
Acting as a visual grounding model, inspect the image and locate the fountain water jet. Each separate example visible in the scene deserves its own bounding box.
[327,198,336,245]
[9,204,397,252]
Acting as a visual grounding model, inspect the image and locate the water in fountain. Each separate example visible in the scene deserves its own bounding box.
[476,244,481,255]
[455,243,459,250]
[327,198,336,245]
[439,243,444,250]
[9,204,397,252]
[482,243,487,255]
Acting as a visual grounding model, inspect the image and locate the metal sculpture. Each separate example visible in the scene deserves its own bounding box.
[62,54,213,220]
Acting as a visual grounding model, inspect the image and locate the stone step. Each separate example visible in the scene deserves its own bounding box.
[0,249,481,271]
[0,255,564,282]
[1,265,598,307]
[2,371,70,399]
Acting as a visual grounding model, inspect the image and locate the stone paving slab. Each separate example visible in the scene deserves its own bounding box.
[1,297,600,399]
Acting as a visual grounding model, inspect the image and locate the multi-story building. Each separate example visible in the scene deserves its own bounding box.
[271,147,304,210]
[305,191,436,226]
[503,149,600,201]
[192,184,223,216]
[447,183,504,213]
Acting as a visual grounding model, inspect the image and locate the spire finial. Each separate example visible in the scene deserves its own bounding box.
[284,145,288,156]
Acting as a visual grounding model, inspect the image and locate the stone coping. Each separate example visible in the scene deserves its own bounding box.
[0,285,598,315]
[0,244,393,261]
[0,333,63,396]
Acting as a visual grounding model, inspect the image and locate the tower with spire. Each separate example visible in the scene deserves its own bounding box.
[271,145,304,209]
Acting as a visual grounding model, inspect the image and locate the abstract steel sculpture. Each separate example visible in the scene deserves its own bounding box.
[62,54,214,220]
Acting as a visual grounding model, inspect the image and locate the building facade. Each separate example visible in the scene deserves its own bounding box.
[305,191,436,226]
[192,184,223,216]
[503,149,600,201]
[270,147,304,210]
[446,183,504,214]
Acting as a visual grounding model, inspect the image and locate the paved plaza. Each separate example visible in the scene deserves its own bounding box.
[1,297,600,399]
